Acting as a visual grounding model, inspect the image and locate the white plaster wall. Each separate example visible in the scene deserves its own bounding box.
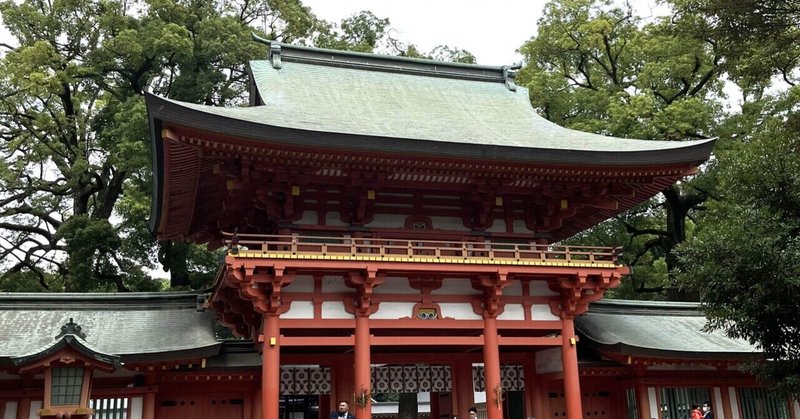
[3,401,17,419]
[728,387,741,419]
[713,388,725,419]
[429,216,469,231]
[439,303,482,320]
[648,388,659,419]
[793,400,800,419]
[432,278,480,295]
[296,210,318,225]
[374,278,418,295]
[283,301,315,319]
[497,304,525,320]
[130,397,144,419]
[529,281,558,296]
[511,220,534,234]
[372,302,415,319]
[503,281,522,296]
[535,347,562,374]
[531,304,559,321]
[29,401,41,419]
[321,276,352,293]
[321,301,353,319]
[325,211,347,226]
[368,214,404,228]
[485,219,506,233]
[284,275,314,293]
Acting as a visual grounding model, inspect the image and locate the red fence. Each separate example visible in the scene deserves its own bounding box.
[223,233,620,265]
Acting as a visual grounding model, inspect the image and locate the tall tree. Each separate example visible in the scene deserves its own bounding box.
[673,0,800,396]
[679,89,800,395]
[518,0,724,300]
[0,0,316,291]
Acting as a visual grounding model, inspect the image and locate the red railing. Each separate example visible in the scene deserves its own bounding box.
[222,233,621,265]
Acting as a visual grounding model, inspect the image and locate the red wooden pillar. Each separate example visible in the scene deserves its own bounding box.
[453,358,475,419]
[354,314,372,419]
[523,353,544,419]
[483,316,503,419]
[561,317,582,419]
[142,392,156,419]
[262,313,281,419]
[720,386,734,419]
[635,380,650,419]
[16,397,30,419]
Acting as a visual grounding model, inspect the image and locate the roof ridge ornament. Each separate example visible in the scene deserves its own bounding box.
[251,33,282,69]
[55,317,87,341]
[502,63,523,91]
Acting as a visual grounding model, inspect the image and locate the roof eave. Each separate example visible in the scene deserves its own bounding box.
[146,94,717,168]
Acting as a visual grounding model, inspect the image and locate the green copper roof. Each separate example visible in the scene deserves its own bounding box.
[147,41,714,167]
[577,299,759,359]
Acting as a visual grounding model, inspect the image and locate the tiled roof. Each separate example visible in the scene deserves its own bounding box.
[576,299,759,359]
[0,292,221,363]
[147,41,715,167]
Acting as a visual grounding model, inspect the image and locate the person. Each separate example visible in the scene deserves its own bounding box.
[702,401,714,419]
[690,404,703,419]
[468,406,478,418]
[329,400,355,419]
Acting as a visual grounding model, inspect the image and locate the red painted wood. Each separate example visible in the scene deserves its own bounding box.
[483,316,503,419]
[561,318,583,419]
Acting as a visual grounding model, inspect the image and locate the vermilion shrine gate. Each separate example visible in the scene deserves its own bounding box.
[145,41,713,419]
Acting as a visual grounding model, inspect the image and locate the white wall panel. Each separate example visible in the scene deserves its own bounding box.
[497,304,524,320]
[284,275,314,293]
[283,301,315,319]
[531,304,559,320]
[439,303,482,320]
[321,302,353,319]
[372,302,415,319]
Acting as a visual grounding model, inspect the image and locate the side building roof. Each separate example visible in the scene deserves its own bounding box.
[576,299,759,360]
[0,291,221,365]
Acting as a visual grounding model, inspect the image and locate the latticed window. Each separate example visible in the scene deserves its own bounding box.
[90,398,129,419]
[739,387,790,419]
[658,387,710,419]
[625,388,638,419]
[50,367,84,405]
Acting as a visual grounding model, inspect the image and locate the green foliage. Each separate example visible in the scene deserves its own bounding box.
[519,0,723,300]
[0,0,308,291]
[679,87,800,395]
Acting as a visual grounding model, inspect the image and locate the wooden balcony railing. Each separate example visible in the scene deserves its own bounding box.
[222,233,622,266]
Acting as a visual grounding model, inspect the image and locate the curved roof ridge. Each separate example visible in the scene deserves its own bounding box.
[255,37,513,83]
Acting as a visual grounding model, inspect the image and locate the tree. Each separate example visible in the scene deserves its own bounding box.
[0,0,316,291]
[679,88,800,395]
[518,0,724,300]
[0,1,474,291]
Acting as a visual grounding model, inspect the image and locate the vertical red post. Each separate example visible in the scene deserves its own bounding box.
[561,317,582,419]
[453,358,475,419]
[354,314,372,419]
[635,379,650,419]
[523,353,544,419]
[262,313,280,419]
[483,316,503,419]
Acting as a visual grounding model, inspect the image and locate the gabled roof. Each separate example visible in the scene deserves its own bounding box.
[148,41,714,167]
[576,299,759,359]
[0,292,221,365]
[10,318,121,371]
[146,41,715,241]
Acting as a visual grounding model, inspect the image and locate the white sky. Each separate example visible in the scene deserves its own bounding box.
[1,1,667,65]
[302,0,547,66]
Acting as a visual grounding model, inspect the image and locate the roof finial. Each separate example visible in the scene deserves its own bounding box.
[55,317,87,340]
[502,63,523,91]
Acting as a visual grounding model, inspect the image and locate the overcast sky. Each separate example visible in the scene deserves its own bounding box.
[1,1,667,65]
[302,0,547,66]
